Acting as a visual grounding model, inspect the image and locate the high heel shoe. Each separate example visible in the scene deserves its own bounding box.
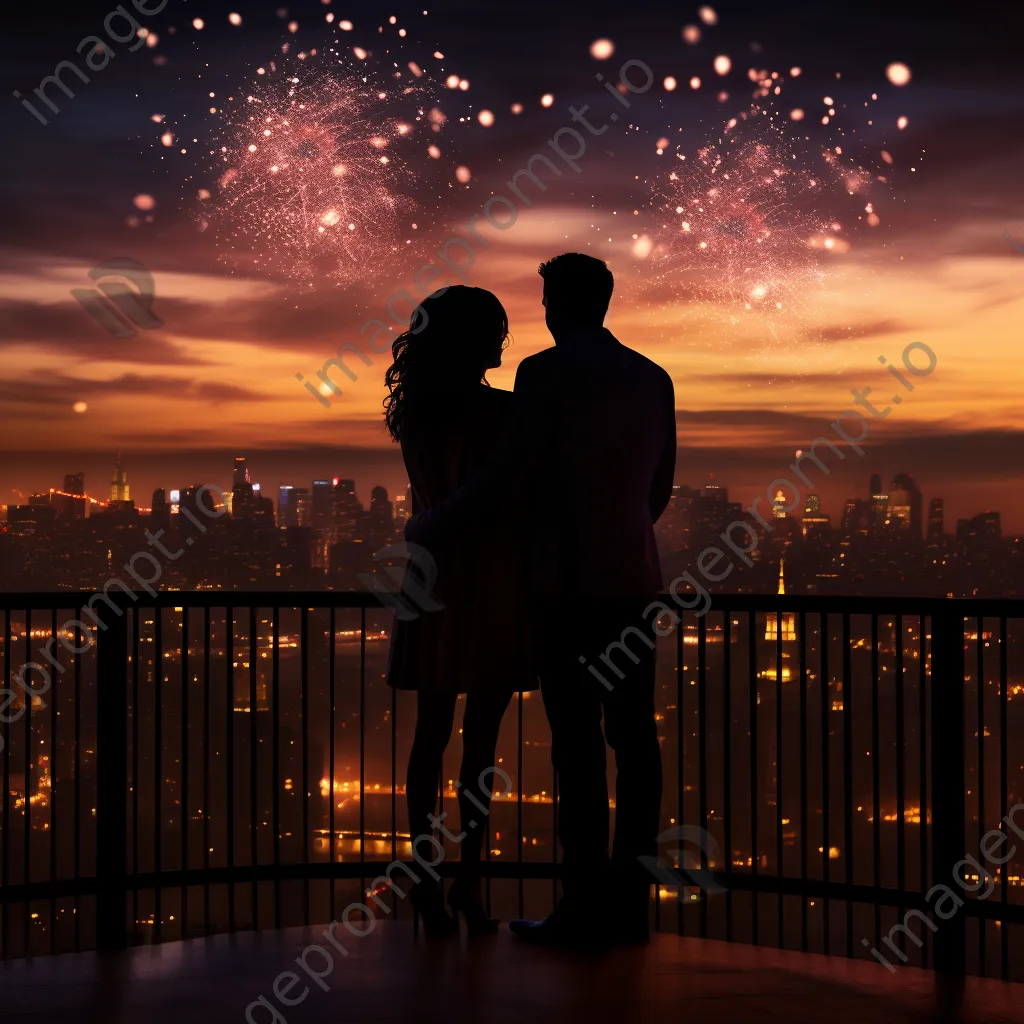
[409,881,458,938]
[447,876,499,936]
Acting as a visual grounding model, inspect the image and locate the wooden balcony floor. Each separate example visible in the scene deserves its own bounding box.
[1,923,1022,1023]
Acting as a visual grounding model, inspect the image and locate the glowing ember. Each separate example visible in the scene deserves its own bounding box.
[664,76,677,91]
[510,102,523,114]
[590,39,615,60]
[477,109,495,127]
[73,402,88,414]
[229,12,242,26]
[682,25,701,44]
[886,62,911,86]
[540,93,554,108]
[192,17,204,29]
[714,55,731,75]
[133,194,156,210]
[690,77,701,90]
[455,165,471,183]
[897,116,908,129]
[790,108,804,121]
[698,6,718,24]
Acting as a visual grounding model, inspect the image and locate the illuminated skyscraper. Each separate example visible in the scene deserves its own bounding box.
[393,489,412,527]
[110,455,130,503]
[889,473,922,538]
[801,494,829,537]
[233,456,250,487]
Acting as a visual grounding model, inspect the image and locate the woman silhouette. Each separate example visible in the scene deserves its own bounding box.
[384,285,535,936]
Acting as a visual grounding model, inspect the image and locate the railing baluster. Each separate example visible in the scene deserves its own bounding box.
[49,607,58,956]
[3,607,12,959]
[872,614,880,953]
[301,606,310,926]
[249,606,258,930]
[799,609,808,953]
[132,608,140,941]
[358,605,366,907]
[24,611,32,956]
[775,609,782,949]
[699,611,709,938]
[329,607,337,919]
[748,609,758,945]
[272,607,281,928]
[919,610,928,969]
[723,612,733,943]
[227,606,235,932]
[203,606,211,935]
[976,614,986,977]
[73,609,81,952]
[895,614,906,960]
[931,608,966,1017]
[842,612,853,957]
[154,605,163,943]
[96,600,129,951]
[675,609,683,937]
[821,611,830,956]
[999,615,1008,981]
[182,606,189,938]
[517,688,523,919]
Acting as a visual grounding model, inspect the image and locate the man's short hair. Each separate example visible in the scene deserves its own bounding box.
[538,252,614,322]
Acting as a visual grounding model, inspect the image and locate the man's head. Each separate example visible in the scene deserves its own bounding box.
[538,252,614,340]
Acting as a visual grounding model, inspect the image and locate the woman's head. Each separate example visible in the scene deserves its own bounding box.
[384,285,510,442]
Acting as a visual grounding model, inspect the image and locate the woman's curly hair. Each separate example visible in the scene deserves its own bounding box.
[384,285,510,442]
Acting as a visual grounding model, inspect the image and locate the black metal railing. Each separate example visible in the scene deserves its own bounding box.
[1,591,1024,998]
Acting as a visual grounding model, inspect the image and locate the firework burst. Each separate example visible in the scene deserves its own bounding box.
[643,122,846,332]
[200,56,436,288]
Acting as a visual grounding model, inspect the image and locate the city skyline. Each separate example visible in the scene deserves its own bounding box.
[3,2,1024,537]
[1,452,1015,538]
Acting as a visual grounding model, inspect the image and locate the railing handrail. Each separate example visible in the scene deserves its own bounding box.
[1,591,1023,616]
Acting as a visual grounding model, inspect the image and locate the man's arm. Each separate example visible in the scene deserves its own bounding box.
[405,354,554,546]
[649,373,677,523]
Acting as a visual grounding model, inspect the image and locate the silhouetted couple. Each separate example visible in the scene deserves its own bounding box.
[384,253,677,949]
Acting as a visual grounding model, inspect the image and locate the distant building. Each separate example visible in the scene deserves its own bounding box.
[393,490,412,527]
[888,472,923,538]
[110,455,130,503]
[869,473,888,533]
[60,473,86,518]
[801,494,830,537]
[927,498,945,542]
[369,485,393,536]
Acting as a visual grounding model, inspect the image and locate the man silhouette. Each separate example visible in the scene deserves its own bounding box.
[408,253,676,948]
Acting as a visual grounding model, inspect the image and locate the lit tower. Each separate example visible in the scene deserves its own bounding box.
[110,454,130,502]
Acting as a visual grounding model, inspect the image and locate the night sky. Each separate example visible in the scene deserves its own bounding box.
[3,0,1023,527]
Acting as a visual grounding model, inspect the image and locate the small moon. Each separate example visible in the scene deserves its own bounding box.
[73,401,88,414]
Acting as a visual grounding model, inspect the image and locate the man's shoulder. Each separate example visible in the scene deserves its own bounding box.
[514,346,561,388]
[610,335,673,389]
